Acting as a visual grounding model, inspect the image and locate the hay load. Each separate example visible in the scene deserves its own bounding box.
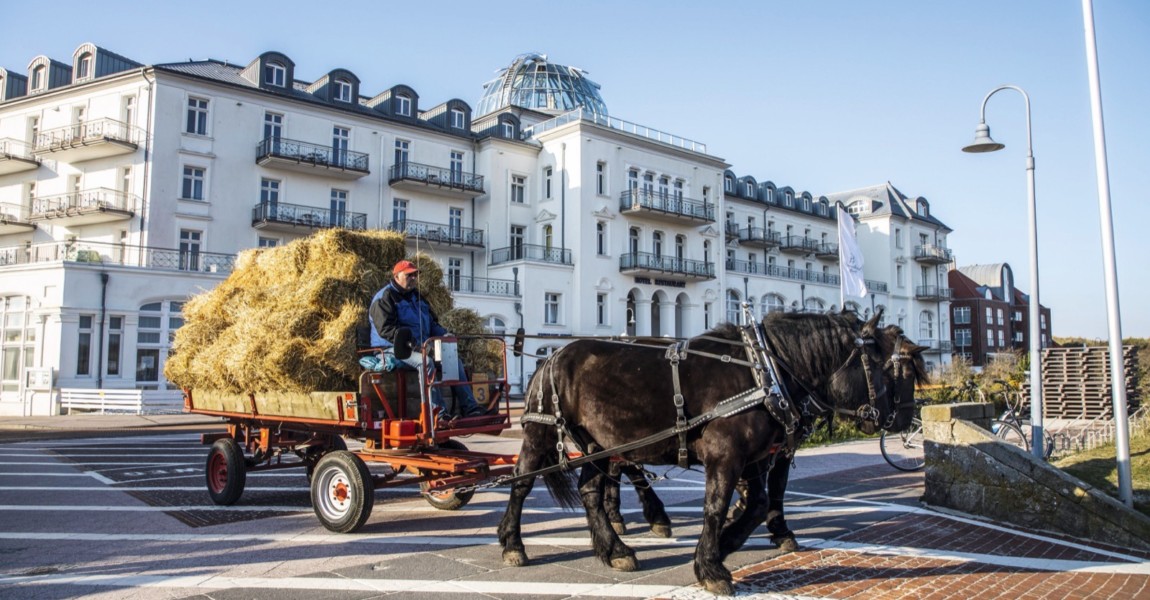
[165,229,455,394]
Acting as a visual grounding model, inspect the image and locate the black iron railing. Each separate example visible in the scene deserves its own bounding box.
[387,219,483,247]
[738,227,782,246]
[490,244,572,265]
[619,189,714,222]
[251,201,367,230]
[33,118,140,151]
[31,188,136,215]
[444,275,519,297]
[0,240,235,274]
[257,137,370,172]
[621,252,714,278]
[389,161,484,193]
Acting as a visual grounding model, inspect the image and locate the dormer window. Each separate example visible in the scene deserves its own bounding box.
[766,188,775,204]
[918,200,929,217]
[724,176,734,193]
[396,94,411,116]
[803,196,811,212]
[451,108,465,129]
[31,65,45,91]
[264,62,286,87]
[333,78,352,102]
[501,121,515,138]
[76,53,92,80]
[744,181,754,197]
[784,191,793,207]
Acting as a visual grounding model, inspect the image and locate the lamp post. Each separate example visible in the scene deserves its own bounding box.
[962,85,1045,459]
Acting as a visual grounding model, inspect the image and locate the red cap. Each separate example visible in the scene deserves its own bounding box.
[393,260,419,276]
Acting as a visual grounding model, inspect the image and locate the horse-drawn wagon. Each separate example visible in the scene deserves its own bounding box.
[185,335,516,533]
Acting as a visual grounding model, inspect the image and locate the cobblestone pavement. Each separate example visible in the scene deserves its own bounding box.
[662,470,1150,600]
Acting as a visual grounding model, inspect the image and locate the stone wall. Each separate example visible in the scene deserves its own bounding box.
[920,402,1150,551]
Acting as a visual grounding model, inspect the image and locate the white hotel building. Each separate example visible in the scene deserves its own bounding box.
[0,45,952,415]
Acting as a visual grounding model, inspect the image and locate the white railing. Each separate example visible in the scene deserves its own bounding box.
[59,388,185,415]
[523,107,709,154]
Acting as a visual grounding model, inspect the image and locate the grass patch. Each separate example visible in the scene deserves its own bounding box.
[1053,427,1150,518]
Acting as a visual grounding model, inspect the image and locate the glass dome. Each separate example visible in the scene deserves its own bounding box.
[476,53,607,118]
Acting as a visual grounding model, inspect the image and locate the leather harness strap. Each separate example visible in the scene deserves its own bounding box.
[665,341,690,468]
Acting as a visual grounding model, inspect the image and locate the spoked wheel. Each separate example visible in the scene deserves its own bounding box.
[420,439,476,510]
[206,438,247,505]
[992,420,1029,453]
[879,417,925,472]
[310,450,374,533]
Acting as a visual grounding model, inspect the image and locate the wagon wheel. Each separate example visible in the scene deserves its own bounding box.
[205,438,246,505]
[304,435,349,482]
[310,450,374,533]
[420,440,476,511]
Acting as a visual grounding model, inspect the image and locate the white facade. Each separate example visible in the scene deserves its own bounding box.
[0,45,950,416]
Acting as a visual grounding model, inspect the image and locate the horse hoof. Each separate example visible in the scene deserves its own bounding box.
[776,537,799,553]
[703,579,734,596]
[610,556,640,571]
[650,523,673,538]
[502,550,529,567]
[611,521,626,535]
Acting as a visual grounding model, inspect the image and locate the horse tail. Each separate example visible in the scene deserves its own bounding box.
[541,464,581,511]
[521,356,582,511]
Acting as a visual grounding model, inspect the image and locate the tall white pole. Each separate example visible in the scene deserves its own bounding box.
[1081,0,1132,506]
[968,86,1044,459]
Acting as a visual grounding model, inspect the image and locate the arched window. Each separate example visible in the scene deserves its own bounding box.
[136,300,184,390]
[804,297,825,313]
[919,311,934,340]
[726,290,740,325]
[543,224,553,250]
[763,294,785,316]
[484,315,507,335]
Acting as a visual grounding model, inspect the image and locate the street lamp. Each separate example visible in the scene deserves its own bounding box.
[963,85,1045,459]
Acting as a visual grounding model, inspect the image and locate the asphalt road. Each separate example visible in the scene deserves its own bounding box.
[0,423,919,599]
[1,421,1146,599]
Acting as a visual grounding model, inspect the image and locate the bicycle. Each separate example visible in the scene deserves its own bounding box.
[880,398,926,471]
[989,380,1054,459]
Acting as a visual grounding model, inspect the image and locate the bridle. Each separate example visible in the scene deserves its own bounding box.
[828,329,916,430]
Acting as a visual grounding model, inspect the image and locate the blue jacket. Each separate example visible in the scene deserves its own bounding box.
[368,280,446,349]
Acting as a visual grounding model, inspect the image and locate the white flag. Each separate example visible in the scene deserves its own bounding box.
[837,204,868,301]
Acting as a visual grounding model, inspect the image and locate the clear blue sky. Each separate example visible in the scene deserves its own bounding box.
[4,1,1147,339]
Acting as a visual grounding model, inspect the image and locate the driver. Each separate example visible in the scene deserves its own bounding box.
[369,259,486,419]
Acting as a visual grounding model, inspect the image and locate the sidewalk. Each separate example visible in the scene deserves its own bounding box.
[0,412,222,433]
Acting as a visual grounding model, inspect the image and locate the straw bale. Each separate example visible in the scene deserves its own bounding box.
[164,228,454,394]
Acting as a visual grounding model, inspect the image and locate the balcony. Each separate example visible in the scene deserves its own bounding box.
[737,227,782,249]
[0,138,40,174]
[0,202,36,235]
[914,244,953,265]
[389,161,484,198]
[727,259,839,285]
[815,242,839,260]
[256,137,369,179]
[490,244,572,266]
[915,285,953,301]
[779,235,820,255]
[620,251,715,280]
[444,275,519,297]
[618,190,714,225]
[32,118,140,162]
[724,221,740,241]
[387,219,484,248]
[251,201,367,233]
[29,188,136,226]
[917,339,954,353]
[0,239,235,274]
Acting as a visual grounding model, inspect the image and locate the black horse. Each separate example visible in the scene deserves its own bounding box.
[603,321,928,551]
[497,311,925,595]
